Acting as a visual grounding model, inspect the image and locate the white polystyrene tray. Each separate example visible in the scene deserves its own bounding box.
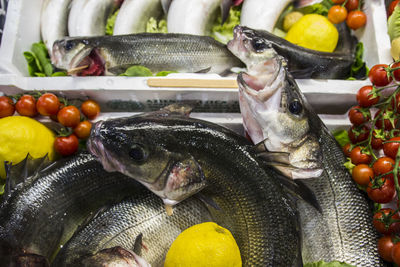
[0,0,393,115]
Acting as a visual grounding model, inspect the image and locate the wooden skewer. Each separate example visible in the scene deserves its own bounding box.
[67,65,89,75]
[147,78,238,89]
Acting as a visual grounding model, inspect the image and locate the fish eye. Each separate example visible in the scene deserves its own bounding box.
[288,100,303,115]
[64,41,74,51]
[129,144,148,162]
[251,39,268,52]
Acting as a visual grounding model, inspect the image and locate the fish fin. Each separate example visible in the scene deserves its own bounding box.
[161,103,194,116]
[196,193,221,211]
[219,68,236,77]
[3,154,50,197]
[132,233,144,256]
[75,206,110,234]
[195,67,211,74]
[161,0,173,14]
[220,0,232,25]
[256,151,292,166]
[275,173,321,213]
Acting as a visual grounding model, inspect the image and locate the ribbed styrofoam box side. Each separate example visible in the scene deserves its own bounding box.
[0,0,393,114]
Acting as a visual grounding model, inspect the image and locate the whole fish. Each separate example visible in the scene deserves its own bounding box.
[68,0,120,37]
[228,25,384,266]
[228,25,356,79]
[40,0,72,53]
[167,0,232,36]
[0,152,142,266]
[51,33,244,76]
[240,0,323,32]
[113,0,163,35]
[87,108,306,266]
[53,192,212,266]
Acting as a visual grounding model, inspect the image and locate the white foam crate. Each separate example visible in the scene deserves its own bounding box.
[0,0,393,114]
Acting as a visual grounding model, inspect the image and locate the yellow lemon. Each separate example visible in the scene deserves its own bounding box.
[164,222,242,267]
[285,14,339,52]
[0,116,56,179]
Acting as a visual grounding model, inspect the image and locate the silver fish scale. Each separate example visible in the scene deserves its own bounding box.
[53,191,212,266]
[0,152,141,260]
[300,130,385,266]
[95,34,242,74]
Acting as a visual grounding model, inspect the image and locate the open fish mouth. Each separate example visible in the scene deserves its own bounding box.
[237,71,283,103]
[68,48,105,76]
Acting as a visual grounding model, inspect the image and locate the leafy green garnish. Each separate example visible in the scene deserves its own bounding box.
[304,261,355,267]
[156,71,177,76]
[119,66,153,77]
[210,7,241,44]
[333,129,351,148]
[348,42,368,80]
[300,0,332,16]
[106,10,119,36]
[23,42,67,77]
[146,17,168,33]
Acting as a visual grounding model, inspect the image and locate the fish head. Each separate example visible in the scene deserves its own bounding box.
[51,38,96,75]
[87,116,207,206]
[228,25,280,75]
[81,246,151,267]
[231,26,324,179]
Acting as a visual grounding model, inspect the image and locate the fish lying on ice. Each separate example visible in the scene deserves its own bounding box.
[68,0,121,37]
[228,25,356,79]
[51,33,244,76]
[113,0,163,35]
[227,25,384,266]
[167,0,233,36]
[0,152,142,266]
[53,191,212,266]
[240,0,323,32]
[40,0,72,53]
[86,106,318,266]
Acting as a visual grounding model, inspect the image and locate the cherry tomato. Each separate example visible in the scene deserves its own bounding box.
[356,85,380,107]
[348,105,370,126]
[383,137,400,159]
[57,106,81,128]
[81,100,100,120]
[350,146,372,165]
[50,103,65,122]
[54,134,79,156]
[378,235,394,262]
[36,93,60,116]
[345,0,359,11]
[331,0,345,3]
[348,125,369,144]
[373,157,395,180]
[15,95,37,117]
[328,5,348,24]
[371,132,385,150]
[375,109,398,130]
[352,164,374,186]
[369,64,392,86]
[343,143,352,157]
[0,96,15,118]
[391,62,400,81]
[346,10,366,30]
[392,241,400,265]
[388,0,400,17]
[74,120,92,140]
[367,177,395,203]
[374,209,400,235]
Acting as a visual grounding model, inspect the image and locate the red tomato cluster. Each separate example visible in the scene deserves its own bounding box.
[344,62,400,264]
[328,0,366,30]
[0,93,101,157]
